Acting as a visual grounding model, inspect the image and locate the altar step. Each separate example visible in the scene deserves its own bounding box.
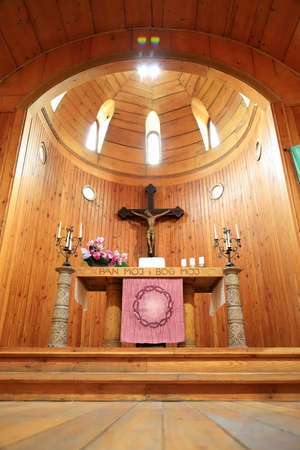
[0,347,299,401]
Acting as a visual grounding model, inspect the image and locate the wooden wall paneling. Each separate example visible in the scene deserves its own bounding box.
[260,0,299,61]
[22,116,47,345]
[0,33,17,79]
[124,0,151,27]
[162,0,197,29]
[0,113,15,234]
[0,0,41,66]
[284,20,300,73]
[1,105,300,347]
[273,104,300,242]
[241,150,267,346]
[25,0,68,50]
[67,166,84,347]
[4,114,39,345]
[90,0,125,32]
[227,1,258,43]
[201,174,216,347]
[196,0,229,35]
[58,0,94,41]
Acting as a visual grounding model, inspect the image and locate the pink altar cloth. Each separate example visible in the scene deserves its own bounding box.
[121,278,184,344]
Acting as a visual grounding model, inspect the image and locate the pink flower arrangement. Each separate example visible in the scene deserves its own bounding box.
[81,237,128,267]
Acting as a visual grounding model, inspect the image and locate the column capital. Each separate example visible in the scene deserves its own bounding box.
[55,265,76,275]
[223,266,242,276]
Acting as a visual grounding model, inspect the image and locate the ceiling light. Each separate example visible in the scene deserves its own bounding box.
[137,65,148,80]
[137,64,160,81]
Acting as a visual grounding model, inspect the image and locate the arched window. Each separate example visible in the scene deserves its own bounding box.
[240,93,250,108]
[50,91,67,112]
[146,111,161,165]
[96,99,115,154]
[85,99,115,153]
[86,121,98,151]
[191,98,209,151]
[208,120,220,148]
[85,120,98,152]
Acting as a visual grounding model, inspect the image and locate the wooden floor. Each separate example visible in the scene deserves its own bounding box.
[0,401,299,449]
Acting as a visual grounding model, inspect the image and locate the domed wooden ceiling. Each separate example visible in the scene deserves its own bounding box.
[43,67,257,180]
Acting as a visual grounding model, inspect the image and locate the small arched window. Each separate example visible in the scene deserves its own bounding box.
[50,91,67,112]
[146,111,161,165]
[86,121,98,151]
[208,120,220,148]
[191,98,209,151]
[85,99,115,153]
[96,99,115,154]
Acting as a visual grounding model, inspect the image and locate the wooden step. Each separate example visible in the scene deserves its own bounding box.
[1,371,300,383]
[0,347,299,401]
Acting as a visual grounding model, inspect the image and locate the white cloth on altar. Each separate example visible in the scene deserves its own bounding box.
[74,277,88,311]
[138,257,165,268]
[209,278,225,316]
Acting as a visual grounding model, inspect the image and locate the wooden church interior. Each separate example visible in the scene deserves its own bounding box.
[0,0,299,447]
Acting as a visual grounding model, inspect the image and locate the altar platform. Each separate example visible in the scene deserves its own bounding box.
[0,347,299,401]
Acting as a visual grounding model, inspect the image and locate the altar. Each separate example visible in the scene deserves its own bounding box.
[75,266,224,347]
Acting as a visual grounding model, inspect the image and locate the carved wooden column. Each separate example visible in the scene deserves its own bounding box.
[103,278,122,347]
[48,265,76,348]
[180,281,196,346]
[223,266,247,348]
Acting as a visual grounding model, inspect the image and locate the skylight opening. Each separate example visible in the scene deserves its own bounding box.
[50,92,66,112]
[240,93,250,108]
[85,121,97,151]
[137,64,160,81]
[209,121,220,149]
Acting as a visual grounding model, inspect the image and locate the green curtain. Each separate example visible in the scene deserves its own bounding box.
[291,145,300,184]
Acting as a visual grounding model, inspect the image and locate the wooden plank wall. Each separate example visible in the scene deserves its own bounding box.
[0,111,25,241]
[0,106,299,348]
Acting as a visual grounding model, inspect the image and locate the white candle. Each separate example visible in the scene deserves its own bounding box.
[189,257,195,267]
[79,223,82,239]
[235,224,240,239]
[57,221,62,239]
[181,258,187,267]
[69,237,72,251]
[66,230,70,248]
[199,256,205,266]
[225,229,231,249]
[214,224,218,239]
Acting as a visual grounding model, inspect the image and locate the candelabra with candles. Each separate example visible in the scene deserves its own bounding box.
[213,224,241,266]
[56,222,82,266]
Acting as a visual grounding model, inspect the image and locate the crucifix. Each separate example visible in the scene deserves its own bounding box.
[118,184,184,257]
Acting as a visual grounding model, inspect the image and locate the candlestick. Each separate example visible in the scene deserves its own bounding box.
[56,225,82,266]
[225,228,231,249]
[57,221,62,239]
[213,226,242,267]
[214,224,217,239]
[65,230,70,248]
[79,223,82,239]
[235,224,240,240]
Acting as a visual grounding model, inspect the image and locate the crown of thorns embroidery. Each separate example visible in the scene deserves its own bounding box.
[132,285,173,328]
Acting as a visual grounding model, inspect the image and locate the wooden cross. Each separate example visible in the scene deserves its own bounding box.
[118,184,184,257]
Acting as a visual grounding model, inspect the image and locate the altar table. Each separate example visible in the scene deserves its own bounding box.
[76,266,224,347]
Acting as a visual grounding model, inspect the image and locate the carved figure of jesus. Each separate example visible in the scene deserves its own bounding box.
[131,208,170,256]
